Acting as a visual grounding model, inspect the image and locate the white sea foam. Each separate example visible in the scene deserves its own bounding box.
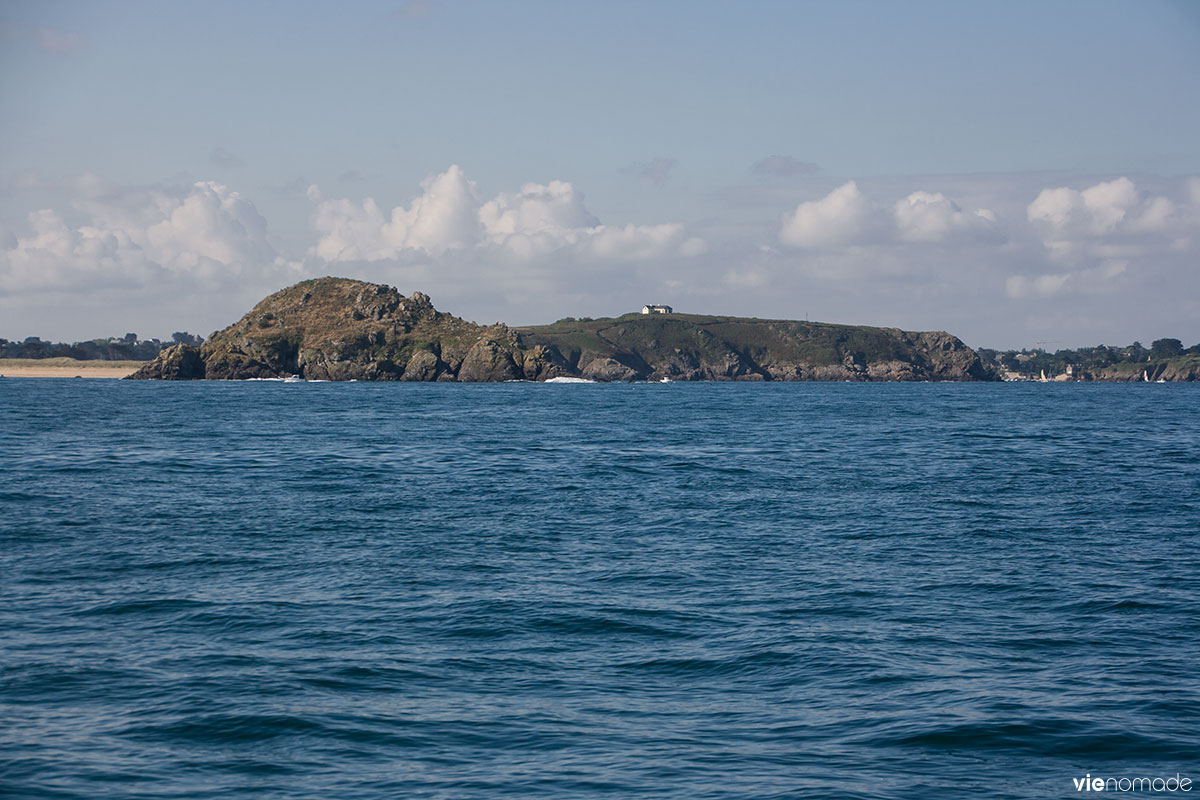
[543,376,597,383]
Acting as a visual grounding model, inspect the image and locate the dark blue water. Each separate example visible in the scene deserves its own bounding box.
[2,380,1197,799]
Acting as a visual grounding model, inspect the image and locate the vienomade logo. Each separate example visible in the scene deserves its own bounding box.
[1073,774,1192,792]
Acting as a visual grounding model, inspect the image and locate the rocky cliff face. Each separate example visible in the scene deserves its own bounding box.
[130,278,544,382]
[129,278,996,382]
[514,316,995,382]
[1078,358,1200,382]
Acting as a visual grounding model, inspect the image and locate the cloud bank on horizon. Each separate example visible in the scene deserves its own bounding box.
[3,165,1197,348]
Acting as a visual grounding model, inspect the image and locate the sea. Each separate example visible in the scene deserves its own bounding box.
[1,380,1197,800]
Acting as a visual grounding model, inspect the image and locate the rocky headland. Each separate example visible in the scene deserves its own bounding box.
[128,277,996,382]
[1077,360,1200,382]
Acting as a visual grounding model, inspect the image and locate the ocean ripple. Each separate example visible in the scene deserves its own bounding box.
[1,381,1198,799]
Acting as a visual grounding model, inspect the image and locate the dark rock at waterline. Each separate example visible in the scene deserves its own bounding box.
[129,343,205,380]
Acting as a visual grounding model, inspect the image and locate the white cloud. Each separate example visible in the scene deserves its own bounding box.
[780,182,996,247]
[481,180,598,246]
[397,165,483,254]
[1027,177,1180,240]
[144,182,276,271]
[3,168,1196,350]
[779,181,872,247]
[765,175,1195,339]
[585,223,692,260]
[1002,176,1200,303]
[310,165,704,264]
[309,165,481,261]
[0,180,294,292]
[893,191,996,243]
[1,209,155,292]
[1022,176,1200,284]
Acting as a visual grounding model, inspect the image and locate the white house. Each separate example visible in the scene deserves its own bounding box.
[641,304,673,314]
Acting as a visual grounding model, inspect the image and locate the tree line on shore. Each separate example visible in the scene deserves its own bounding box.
[976,338,1200,377]
[0,332,203,361]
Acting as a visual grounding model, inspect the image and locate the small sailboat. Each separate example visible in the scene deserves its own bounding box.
[1039,369,1049,382]
[1143,370,1150,383]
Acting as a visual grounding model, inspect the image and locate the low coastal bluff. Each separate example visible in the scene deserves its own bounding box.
[128,278,995,382]
[1080,358,1200,383]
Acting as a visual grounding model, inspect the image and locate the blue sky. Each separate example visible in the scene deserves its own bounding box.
[2,0,1198,348]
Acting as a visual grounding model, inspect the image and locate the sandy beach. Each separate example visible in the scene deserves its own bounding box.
[0,359,146,379]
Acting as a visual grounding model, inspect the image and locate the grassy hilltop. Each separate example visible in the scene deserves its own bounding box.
[516,312,993,382]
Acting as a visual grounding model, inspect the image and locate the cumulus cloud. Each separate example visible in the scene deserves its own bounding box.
[481,180,598,236]
[5,166,1195,349]
[310,165,481,261]
[1024,176,1198,266]
[779,181,874,247]
[0,180,294,292]
[309,165,704,264]
[752,155,819,178]
[894,191,997,243]
[1004,176,1200,300]
[780,182,998,248]
[1027,177,1182,242]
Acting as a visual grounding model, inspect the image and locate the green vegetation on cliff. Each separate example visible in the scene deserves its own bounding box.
[515,313,992,382]
[129,277,996,382]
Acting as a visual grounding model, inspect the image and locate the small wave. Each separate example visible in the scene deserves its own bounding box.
[618,650,800,678]
[1061,598,1172,614]
[542,376,597,383]
[868,718,1194,758]
[121,713,328,744]
[527,612,694,638]
[77,598,216,617]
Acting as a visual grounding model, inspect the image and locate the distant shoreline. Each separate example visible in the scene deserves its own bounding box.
[0,358,146,379]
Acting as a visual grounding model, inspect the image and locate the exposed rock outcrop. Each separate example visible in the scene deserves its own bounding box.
[129,343,206,380]
[1078,359,1200,382]
[128,277,997,382]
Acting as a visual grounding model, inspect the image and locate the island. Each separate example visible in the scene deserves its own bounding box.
[127,277,994,382]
